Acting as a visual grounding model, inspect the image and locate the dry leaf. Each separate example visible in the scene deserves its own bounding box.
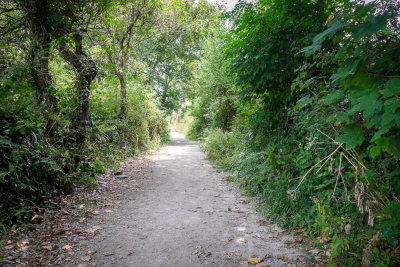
[259,219,267,226]
[93,210,100,215]
[104,210,113,213]
[98,219,106,224]
[248,257,261,265]
[5,245,14,250]
[264,254,271,259]
[30,214,41,222]
[87,251,96,255]
[233,252,242,257]
[42,245,52,251]
[280,255,288,261]
[127,248,135,256]
[62,245,72,251]
[238,237,247,243]
[205,210,214,214]
[16,240,29,247]
[228,208,240,213]
[81,256,91,262]
[85,226,102,235]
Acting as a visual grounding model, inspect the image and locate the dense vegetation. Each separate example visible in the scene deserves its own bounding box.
[0,0,217,226]
[1,0,399,265]
[181,0,400,265]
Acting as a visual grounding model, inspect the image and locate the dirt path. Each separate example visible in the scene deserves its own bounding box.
[71,131,306,266]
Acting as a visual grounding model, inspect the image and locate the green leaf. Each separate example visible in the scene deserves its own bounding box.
[295,95,312,111]
[336,124,364,149]
[384,98,400,113]
[352,12,392,40]
[380,78,400,98]
[302,44,321,56]
[381,111,399,126]
[330,59,354,82]
[335,112,350,124]
[371,124,391,142]
[348,89,381,118]
[313,20,349,45]
[322,90,345,105]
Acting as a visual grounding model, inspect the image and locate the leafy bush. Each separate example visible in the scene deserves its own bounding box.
[188,0,400,265]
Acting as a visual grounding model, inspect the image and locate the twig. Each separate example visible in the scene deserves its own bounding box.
[289,144,343,199]
[331,151,343,199]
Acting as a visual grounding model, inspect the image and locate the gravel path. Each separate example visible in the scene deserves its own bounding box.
[71,131,306,267]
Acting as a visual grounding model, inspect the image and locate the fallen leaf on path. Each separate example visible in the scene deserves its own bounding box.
[30,214,41,223]
[85,226,102,236]
[93,210,100,215]
[248,257,262,265]
[87,251,96,255]
[4,245,14,250]
[104,210,113,213]
[280,255,288,261]
[264,254,271,259]
[228,208,241,213]
[238,237,247,243]
[127,248,135,256]
[258,219,267,226]
[103,252,114,256]
[233,252,242,256]
[62,244,72,251]
[98,219,106,224]
[42,245,52,251]
[16,240,29,247]
[252,233,262,238]
[81,256,91,262]
[205,210,214,214]
[287,238,303,244]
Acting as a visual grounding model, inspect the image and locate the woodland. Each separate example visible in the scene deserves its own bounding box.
[0,0,399,265]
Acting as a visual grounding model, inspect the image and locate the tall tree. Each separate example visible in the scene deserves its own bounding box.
[17,0,57,135]
[97,0,158,118]
[144,0,218,113]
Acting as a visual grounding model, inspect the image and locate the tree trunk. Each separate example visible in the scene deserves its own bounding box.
[116,69,127,118]
[21,0,57,136]
[60,32,97,146]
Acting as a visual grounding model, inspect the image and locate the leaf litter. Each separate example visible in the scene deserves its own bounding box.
[0,154,152,266]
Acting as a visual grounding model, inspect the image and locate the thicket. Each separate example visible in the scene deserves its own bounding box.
[187,0,400,265]
[0,0,216,227]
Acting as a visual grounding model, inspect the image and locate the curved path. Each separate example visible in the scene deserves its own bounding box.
[72,131,305,266]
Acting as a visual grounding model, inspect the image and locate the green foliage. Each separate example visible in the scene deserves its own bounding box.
[187,0,400,265]
[203,128,237,168]
[0,0,170,227]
